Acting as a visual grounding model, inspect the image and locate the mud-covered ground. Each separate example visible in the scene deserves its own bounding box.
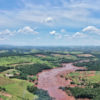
[37,63,85,100]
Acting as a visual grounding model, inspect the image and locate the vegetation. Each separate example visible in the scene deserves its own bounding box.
[0,66,11,72]
[65,87,100,99]
[27,85,52,100]
[74,60,100,71]
[63,71,100,99]
[0,55,43,67]
[0,46,100,100]
[0,86,6,91]
[0,78,35,100]
[15,63,52,80]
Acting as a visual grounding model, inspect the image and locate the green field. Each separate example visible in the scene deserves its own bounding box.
[63,71,100,100]
[0,77,35,100]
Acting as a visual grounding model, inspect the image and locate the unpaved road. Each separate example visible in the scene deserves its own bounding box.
[37,63,85,100]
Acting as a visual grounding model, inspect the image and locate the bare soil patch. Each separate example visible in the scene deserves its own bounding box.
[0,92,12,98]
[36,54,46,57]
[77,54,94,57]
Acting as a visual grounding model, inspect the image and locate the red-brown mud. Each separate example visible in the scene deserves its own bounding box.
[0,92,12,98]
[37,63,85,100]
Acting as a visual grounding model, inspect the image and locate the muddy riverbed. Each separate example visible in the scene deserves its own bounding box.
[37,63,85,100]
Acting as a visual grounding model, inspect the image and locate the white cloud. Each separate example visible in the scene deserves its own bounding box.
[0,29,14,40]
[49,30,62,39]
[82,26,100,35]
[0,29,13,35]
[18,26,38,34]
[45,17,53,23]
[73,32,86,38]
[49,30,56,35]
[0,26,38,37]
[0,26,39,41]
[71,26,100,40]
[0,0,100,28]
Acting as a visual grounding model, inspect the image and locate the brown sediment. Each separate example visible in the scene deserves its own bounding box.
[37,63,85,100]
[35,54,46,57]
[87,71,95,77]
[77,54,94,57]
[0,92,12,98]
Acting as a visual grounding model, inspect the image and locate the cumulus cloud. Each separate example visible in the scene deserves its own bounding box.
[45,17,53,23]
[49,30,62,39]
[0,29,13,35]
[0,26,38,37]
[18,26,38,34]
[0,29,14,40]
[82,26,100,35]
[71,26,100,40]
[49,30,56,35]
[50,26,100,40]
[73,32,86,38]
[0,26,39,41]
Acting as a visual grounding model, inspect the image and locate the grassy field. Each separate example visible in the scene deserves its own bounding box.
[0,77,35,100]
[65,71,100,85]
[0,55,42,67]
[88,71,100,83]
[52,54,78,60]
[0,50,8,53]
[63,71,100,100]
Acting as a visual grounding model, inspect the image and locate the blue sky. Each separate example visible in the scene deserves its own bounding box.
[0,0,100,46]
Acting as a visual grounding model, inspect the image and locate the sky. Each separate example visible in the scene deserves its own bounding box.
[0,0,100,46]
